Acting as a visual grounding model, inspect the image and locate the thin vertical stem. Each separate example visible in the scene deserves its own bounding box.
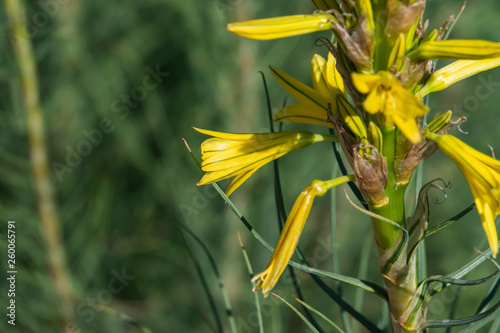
[3,0,74,327]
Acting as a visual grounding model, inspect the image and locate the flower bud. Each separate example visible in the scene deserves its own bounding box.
[353,143,388,205]
[385,0,426,43]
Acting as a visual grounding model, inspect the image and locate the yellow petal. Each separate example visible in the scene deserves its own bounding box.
[226,160,268,196]
[418,56,500,97]
[311,54,329,96]
[270,65,330,112]
[409,39,500,60]
[226,14,335,40]
[351,72,381,93]
[273,103,330,126]
[252,176,355,297]
[311,54,344,100]
[326,51,345,94]
[480,203,499,258]
[336,95,368,139]
[392,114,421,144]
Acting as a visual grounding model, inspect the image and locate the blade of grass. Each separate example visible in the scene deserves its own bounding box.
[330,163,352,333]
[352,234,372,333]
[238,232,264,333]
[272,294,320,333]
[295,297,346,333]
[180,227,223,333]
[180,223,238,333]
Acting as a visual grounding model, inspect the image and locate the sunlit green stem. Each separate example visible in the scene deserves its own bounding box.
[370,126,406,251]
[372,1,391,72]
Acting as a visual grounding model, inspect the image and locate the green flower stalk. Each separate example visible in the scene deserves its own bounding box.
[194,1,500,332]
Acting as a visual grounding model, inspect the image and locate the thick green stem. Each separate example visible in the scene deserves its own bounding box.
[371,126,406,251]
[369,126,422,332]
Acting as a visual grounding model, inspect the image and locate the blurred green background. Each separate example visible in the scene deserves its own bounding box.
[1,0,500,332]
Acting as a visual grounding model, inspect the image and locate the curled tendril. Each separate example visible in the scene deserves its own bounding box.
[451,116,468,134]
[426,178,452,204]
[315,37,336,55]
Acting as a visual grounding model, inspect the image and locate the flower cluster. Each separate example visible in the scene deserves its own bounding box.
[195,0,500,310]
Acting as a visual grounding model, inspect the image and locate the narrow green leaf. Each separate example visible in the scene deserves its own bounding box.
[238,232,264,333]
[181,235,222,332]
[272,294,320,333]
[425,203,475,238]
[425,297,500,331]
[295,298,345,333]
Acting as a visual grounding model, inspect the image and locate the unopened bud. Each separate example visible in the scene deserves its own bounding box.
[353,143,388,205]
[330,11,374,71]
[395,111,453,184]
[385,0,426,43]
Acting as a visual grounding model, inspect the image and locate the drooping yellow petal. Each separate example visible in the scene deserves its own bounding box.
[409,39,500,60]
[226,14,335,40]
[418,57,500,97]
[426,133,500,257]
[252,176,355,297]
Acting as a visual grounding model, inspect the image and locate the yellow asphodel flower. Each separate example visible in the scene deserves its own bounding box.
[409,39,500,61]
[426,133,500,257]
[195,128,338,196]
[352,71,429,143]
[417,56,500,98]
[226,14,335,40]
[272,53,344,127]
[253,176,355,297]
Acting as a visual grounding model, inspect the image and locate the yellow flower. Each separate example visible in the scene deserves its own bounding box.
[417,56,500,98]
[409,39,500,61]
[426,133,500,257]
[252,176,355,297]
[272,53,344,127]
[226,14,334,40]
[195,128,338,196]
[352,71,428,143]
